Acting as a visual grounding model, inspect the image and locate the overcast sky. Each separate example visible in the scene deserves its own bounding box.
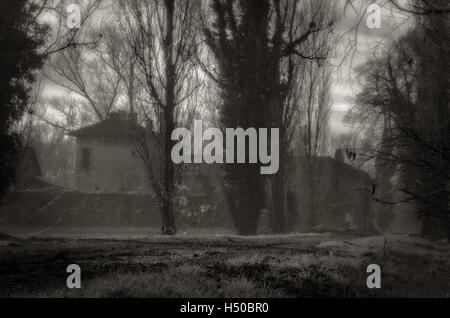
[329,0,413,134]
[39,0,414,136]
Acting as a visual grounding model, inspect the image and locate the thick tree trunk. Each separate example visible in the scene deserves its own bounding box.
[225,165,264,236]
[233,204,259,236]
[306,157,318,229]
[271,167,286,233]
[159,0,177,236]
[420,192,449,239]
[160,195,176,235]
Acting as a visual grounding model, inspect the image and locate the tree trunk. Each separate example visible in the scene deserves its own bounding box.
[160,195,176,235]
[306,157,318,229]
[271,166,286,233]
[225,165,264,236]
[159,0,176,236]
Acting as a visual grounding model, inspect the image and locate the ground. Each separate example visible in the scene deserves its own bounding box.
[0,228,449,297]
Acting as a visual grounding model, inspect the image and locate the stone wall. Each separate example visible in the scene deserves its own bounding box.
[0,190,232,229]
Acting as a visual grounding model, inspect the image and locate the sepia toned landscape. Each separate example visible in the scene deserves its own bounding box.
[1,0,449,299]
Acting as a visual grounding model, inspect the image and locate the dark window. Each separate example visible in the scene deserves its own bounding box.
[81,148,91,171]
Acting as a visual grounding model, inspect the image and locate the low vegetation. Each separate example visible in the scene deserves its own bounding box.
[0,231,448,297]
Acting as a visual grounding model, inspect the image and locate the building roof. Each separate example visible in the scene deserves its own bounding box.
[295,155,375,182]
[68,116,143,138]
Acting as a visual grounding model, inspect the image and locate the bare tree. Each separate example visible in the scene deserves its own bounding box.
[297,60,333,228]
[386,0,450,15]
[347,13,450,239]
[95,8,140,118]
[120,0,200,235]
[36,0,104,57]
[44,45,122,121]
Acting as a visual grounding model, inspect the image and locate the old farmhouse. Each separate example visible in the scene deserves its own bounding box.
[68,111,148,192]
[69,111,377,231]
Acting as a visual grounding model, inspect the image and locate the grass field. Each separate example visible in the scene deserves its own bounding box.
[0,228,448,297]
